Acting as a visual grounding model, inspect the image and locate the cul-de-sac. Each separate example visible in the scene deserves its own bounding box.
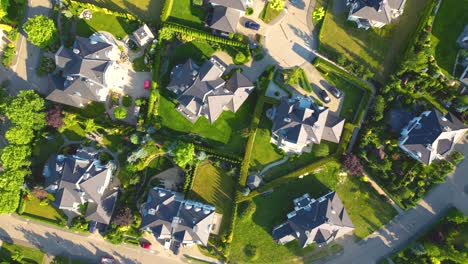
[0,0,467,263]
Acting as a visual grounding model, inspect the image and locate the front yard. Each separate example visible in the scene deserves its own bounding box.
[431,0,468,76]
[22,195,68,226]
[188,161,236,233]
[0,243,45,264]
[319,0,431,82]
[229,162,397,263]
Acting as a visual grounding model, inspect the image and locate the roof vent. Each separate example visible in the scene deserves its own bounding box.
[159,192,166,197]
[148,208,156,215]
[203,209,211,215]
[330,207,336,214]
[73,48,80,54]
[426,144,432,151]
[284,117,291,123]
[194,207,201,212]
[192,70,198,76]
[415,151,422,158]
[443,126,451,132]
[318,106,325,110]
[90,39,97,45]
[185,204,192,210]
[441,116,448,122]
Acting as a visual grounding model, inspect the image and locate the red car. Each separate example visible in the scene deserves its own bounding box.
[144,80,151,90]
[141,242,152,249]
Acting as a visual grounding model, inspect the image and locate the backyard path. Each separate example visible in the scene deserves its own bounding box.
[316,140,468,264]
[258,155,290,177]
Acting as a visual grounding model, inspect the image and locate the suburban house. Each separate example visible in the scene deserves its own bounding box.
[140,187,216,248]
[207,0,249,33]
[47,34,126,108]
[167,57,254,123]
[272,192,354,248]
[399,109,468,165]
[268,97,345,154]
[346,0,406,29]
[43,148,118,229]
[132,24,155,47]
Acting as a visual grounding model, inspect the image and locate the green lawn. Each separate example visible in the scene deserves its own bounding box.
[188,161,236,233]
[259,3,282,24]
[229,162,397,263]
[322,71,364,122]
[169,0,207,29]
[319,0,430,81]
[0,243,44,264]
[431,0,468,76]
[22,195,67,226]
[76,11,140,39]
[78,0,164,23]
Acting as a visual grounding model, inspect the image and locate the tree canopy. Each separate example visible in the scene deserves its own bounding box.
[46,105,64,129]
[0,145,32,170]
[5,126,34,145]
[0,0,9,20]
[114,106,127,120]
[23,15,58,48]
[172,142,195,168]
[2,90,45,130]
[269,0,285,11]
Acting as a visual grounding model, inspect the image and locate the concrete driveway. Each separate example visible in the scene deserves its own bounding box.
[112,68,151,99]
[315,140,468,264]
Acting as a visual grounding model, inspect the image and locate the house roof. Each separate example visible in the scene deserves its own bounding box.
[132,24,155,46]
[349,0,391,24]
[246,174,262,189]
[272,192,354,248]
[85,191,118,224]
[209,0,247,11]
[400,109,467,165]
[140,187,215,246]
[209,6,242,33]
[170,57,254,123]
[272,97,345,146]
[387,0,405,10]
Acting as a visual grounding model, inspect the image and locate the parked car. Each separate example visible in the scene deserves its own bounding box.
[328,86,342,98]
[245,21,260,30]
[144,80,150,90]
[141,242,152,249]
[319,89,331,103]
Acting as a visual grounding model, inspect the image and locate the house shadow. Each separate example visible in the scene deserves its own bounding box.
[14,226,141,264]
[0,227,13,244]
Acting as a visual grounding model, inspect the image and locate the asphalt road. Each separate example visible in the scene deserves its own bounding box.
[316,140,468,264]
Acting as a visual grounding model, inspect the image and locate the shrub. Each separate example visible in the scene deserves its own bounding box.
[122,95,132,107]
[244,244,259,260]
[37,56,56,76]
[1,44,16,67]
[246,7,254,15]
[70,216,89,232]
[23,15,58,49]
[234,52,247,65]
[114,106,127,119]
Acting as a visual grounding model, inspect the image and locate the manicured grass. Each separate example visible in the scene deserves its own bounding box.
[0,243,45,264]
[168,0,207,29]
[249,115,284,171]
[259,3,282,24]
[22,195,67,225]
[431,0,468,76]
[319,0,430,81]
[170,40,216,65]
[158,89,255,156]
[189,161,236,233]
[322,71,364,121]
[230,162,397,263]
[76,11,139,39]
[79,0,164,23]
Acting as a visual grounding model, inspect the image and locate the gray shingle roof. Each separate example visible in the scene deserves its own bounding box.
[272,192,354,248]
[209,0,247,11]
[85,191,118,224]
[349,0,391,24]
[140,187,216,246]
[209,6,242,33]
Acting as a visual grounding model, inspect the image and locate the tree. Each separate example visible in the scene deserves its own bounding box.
[83,119,98,133]
[159,27,174,41]
[371,95,385,121]
[312,7,325,21]
[114,106,127,120]
[112,207,134,226]
[130,134,140,145]
[2,90,45,130]
[23,15,58,48]
[5,126,34,145]
[46,105,64,129]
[0,0,9,20]
[269,0,285,11]
[11,249,24,263]
[0,145,31,169]
[283,67,302,85]
[172,142,195,168]
[342,153,364,176]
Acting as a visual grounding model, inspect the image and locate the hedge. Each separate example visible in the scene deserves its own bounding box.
[194,145,242,163]
[160,0,174,23]
[146,45,162,122]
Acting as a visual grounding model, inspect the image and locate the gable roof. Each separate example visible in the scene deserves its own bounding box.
[209,6,242,33]
[349,0,391,24]
[272,192,354,248]
[209,0,246,10]
[140,187,215,246]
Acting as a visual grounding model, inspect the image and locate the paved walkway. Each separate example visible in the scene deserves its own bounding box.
[316,141,468,264]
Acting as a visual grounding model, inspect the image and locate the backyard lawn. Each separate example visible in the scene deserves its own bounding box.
[168,0,207,29]
[188,161,236,233]
[229,162,397,263]
[431,0,468,76]
[78,0,164,22]
[22,195,68,226]
[76,11,140,39]
[0,243,45,264]
[319,0,430,81]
